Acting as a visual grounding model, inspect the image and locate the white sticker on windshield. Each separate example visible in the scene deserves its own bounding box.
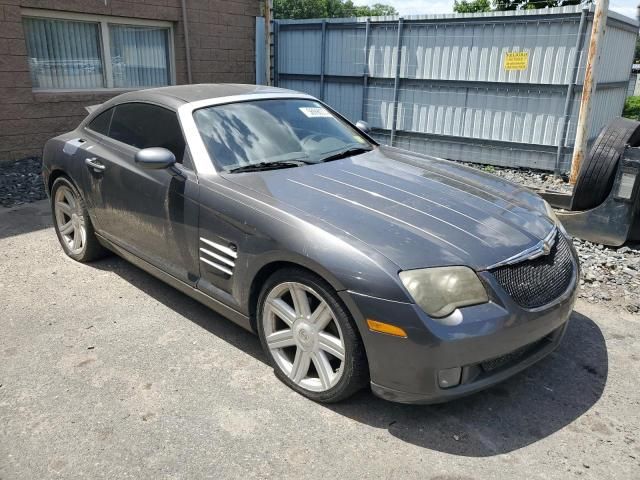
[299,107,333,118]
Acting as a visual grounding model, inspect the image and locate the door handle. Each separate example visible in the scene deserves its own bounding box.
[85,157,106,172]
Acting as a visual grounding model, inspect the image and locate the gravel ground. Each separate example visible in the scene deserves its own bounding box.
[0,157,46,208]
[574,240,640,313]
[461,162,574,194]
[0,157,637,313]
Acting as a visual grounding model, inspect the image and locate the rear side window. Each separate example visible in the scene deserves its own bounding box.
[105,103,186,161]
[87,108,113,136]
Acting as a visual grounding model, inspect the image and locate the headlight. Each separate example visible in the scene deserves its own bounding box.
[543,200,568,237]
[399,266,489,319]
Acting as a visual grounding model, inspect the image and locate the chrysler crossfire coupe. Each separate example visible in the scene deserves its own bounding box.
[42,84,578,404]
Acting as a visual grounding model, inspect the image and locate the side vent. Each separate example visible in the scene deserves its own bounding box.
[199,237,237,277]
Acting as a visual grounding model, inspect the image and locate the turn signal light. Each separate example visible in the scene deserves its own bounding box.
[366,319,407,338]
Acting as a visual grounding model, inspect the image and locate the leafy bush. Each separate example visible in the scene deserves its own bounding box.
[623,96,640,121]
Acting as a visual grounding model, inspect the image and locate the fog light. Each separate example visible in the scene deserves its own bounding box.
[438,367,462,389]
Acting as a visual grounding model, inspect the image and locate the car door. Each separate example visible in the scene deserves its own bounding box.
[82,102,200,285]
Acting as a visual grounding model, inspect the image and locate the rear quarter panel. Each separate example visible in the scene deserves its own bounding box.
[43,130,89,197]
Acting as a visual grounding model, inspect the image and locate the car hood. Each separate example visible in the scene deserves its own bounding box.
[223,146,556,271]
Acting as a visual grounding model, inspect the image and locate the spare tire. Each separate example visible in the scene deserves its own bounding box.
[571,117,640,211]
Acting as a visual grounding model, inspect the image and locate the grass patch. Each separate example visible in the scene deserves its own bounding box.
[623,96,640,120]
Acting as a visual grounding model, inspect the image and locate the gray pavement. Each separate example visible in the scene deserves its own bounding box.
[1,200,638,479]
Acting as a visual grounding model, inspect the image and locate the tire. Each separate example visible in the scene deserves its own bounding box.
[51,176,107,262]
[571,117,640,211]
[257,267,369,403]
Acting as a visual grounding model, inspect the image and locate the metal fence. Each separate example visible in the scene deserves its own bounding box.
[272,5,638,172]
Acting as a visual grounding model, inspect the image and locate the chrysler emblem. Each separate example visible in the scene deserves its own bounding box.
[487,226,558,269]
[529,234,555,260]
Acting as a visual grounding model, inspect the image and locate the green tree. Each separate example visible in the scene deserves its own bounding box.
[493,1,581,10]
[274,0,397,19]
[349,2,398,16]
[453,0,492,13]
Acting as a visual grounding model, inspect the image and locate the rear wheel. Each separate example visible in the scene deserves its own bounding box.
[51,176,106,262]
[257,268,368,403]
[571,117,640,211]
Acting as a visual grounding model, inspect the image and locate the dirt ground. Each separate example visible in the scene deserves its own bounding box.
[1,201,638,479]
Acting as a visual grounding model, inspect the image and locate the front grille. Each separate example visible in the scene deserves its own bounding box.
[490,233,574,309]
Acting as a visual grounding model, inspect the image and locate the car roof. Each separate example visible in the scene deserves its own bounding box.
[106,84,305,110]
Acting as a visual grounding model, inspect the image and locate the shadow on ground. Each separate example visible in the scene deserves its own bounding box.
[0,201,52,240]
[92,254,608,458]
[327,310,607,456]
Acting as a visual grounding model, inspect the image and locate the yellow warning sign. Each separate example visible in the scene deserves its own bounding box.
[504,51,529,71]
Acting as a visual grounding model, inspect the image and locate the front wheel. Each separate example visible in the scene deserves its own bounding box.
[257,268,368,403]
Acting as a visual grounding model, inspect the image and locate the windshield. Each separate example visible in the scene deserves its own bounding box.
[193,98,373,172]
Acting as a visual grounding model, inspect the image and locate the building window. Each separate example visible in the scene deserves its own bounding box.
[109,25,170,89]
[23,17,104,89]
[22,11,173,91]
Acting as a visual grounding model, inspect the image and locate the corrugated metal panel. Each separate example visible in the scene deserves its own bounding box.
[596,25,636,83]
[401,22,471,81]
[575,20,636,84]
[390,82,568,146]
[275,6,638,172]
[397,18,580,85]
[377,131,563,171]
[364,79,395,129]
[572,87,629,140]
[367,24,401,78]
[278,78,321,98]
[278,28,322,74]
[325,26,366,76]
[324,81,364,121]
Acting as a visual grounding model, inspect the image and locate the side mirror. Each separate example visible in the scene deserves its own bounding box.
[135,147,176,170]
[355,120,371,134]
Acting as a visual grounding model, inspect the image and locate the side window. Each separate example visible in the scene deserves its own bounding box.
[87,108,114,136]
[108,103,186,163]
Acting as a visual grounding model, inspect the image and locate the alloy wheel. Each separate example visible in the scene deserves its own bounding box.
[262,281,346,392]
[54,185,86,255]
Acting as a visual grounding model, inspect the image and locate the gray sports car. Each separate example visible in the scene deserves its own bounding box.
[42,84,578,404]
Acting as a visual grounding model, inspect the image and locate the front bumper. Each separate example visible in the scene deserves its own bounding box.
[339,264,578,404]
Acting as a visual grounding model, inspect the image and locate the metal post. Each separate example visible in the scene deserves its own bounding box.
[320,21,327,101]
[265,0,273,86]
[273,21,280,87]
[361,18,371,122]
[555,5,589,175]
[390,18,404,146]
[255,17,265,85]
[570,0,609,184]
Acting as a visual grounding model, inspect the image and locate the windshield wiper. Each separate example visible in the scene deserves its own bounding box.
[317,146,373,164]
[227,160,309,173]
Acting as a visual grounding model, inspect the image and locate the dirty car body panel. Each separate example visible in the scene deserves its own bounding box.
[42,84,579,404]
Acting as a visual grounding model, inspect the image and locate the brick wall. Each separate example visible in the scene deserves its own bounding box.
[0,0,260,162]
